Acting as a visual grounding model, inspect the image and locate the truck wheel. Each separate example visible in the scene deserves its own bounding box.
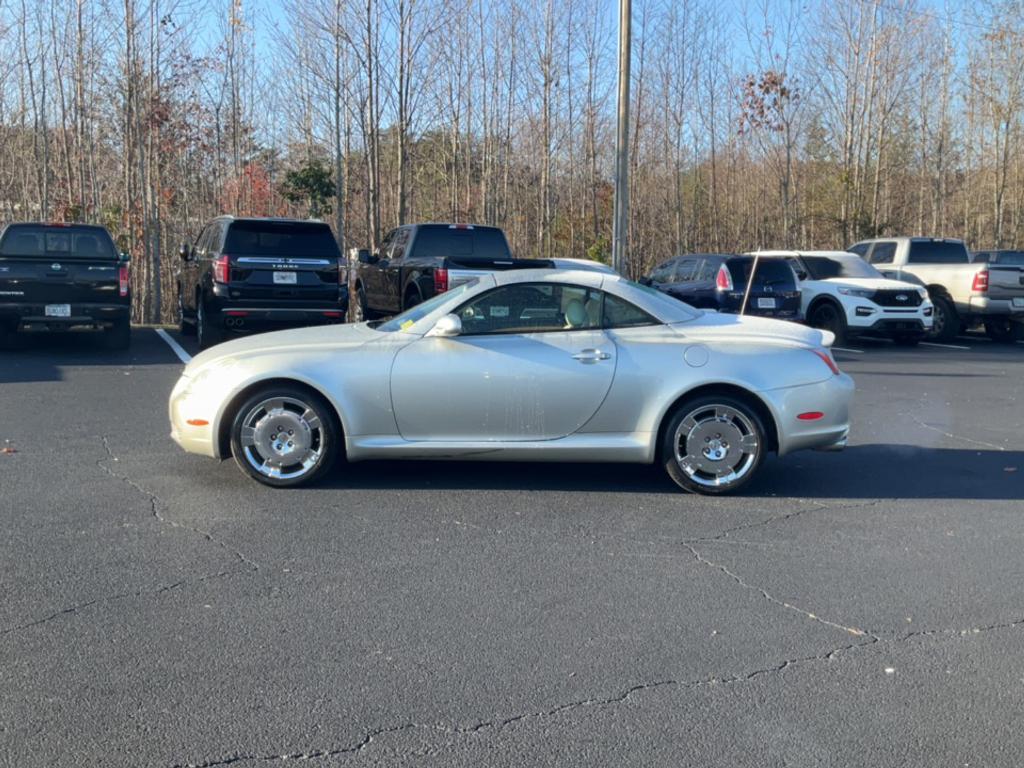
[178,293,196,336]
[984,318,1024,343]
[927,295,959,342]
[403,288,422,311]
[102,318,131,350]
[197,299,223,350]
[807,301,848,346]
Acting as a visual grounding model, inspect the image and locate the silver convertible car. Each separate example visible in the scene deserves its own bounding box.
[169,270,853,494]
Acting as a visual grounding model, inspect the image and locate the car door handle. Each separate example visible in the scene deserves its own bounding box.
[572,349,611,363]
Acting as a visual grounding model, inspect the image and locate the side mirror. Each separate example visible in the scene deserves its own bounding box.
[425,313,462,338]
[356,248,373,264]
[178,242,191,262]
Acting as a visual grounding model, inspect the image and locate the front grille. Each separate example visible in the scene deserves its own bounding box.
[872,289,922,307]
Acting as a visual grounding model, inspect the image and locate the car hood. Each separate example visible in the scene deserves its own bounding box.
[185,322,379,375]
[811,276,922,291]
[676,312,834,348]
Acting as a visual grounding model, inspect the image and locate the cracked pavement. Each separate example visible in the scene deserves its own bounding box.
[1,329,1022,766]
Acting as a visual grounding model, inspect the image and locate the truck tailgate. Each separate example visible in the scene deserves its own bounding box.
[0,258,123,304]
[986,265,1024,304]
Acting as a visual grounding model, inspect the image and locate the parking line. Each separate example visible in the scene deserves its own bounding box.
[920,341,971,350]
[155,328,192,364]
[832,347,864,354]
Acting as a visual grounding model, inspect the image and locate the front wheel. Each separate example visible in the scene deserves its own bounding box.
[662,395,767,495]
[229,386,340,487]
[927,295,959,342]
[807,302,848,346]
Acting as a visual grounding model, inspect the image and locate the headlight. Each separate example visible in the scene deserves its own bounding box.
[837,287,874,298]
[917,287,929,299]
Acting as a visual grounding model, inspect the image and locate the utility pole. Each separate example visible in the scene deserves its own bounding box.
[611,0,631,275]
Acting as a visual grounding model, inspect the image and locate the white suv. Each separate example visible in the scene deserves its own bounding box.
[748,251,933,345]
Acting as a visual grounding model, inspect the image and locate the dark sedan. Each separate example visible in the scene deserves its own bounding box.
[640,253,801,319]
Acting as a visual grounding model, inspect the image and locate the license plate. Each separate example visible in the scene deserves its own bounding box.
[45,304,71,318]
[1013,297,1024,308]
[757,298,777,309]
[273,271,297,285]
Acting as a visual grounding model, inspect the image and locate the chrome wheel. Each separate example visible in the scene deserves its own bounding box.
[238,396,325,481]
[673,403,760,489]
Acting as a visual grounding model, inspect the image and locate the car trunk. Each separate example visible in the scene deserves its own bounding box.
[723,258,801,318]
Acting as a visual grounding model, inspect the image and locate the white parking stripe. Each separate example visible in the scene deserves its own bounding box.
[155,328,192,364]
[920,341,971,350]
[832,347,864,354]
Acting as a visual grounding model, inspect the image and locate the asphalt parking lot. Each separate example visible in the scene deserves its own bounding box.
[1,327,1023,767]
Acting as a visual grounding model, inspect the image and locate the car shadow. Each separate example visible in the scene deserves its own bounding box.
[317,444,1023,501]
[0,328,182,384]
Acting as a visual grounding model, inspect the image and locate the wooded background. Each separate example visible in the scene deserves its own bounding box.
[1,0,1022,321]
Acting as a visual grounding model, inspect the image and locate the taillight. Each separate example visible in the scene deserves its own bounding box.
[213,255,231,284]
[972,269,989,292]
[716,264,733,291]
[434,268,449,293]
[118,265,129,297]
[810,348,840,375]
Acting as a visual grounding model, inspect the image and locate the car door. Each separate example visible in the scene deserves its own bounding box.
[184,224,212,312]
[365,229,396,311]
[389,281,615,441]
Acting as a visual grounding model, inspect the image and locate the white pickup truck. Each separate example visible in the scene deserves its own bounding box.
[848,237,1024,342]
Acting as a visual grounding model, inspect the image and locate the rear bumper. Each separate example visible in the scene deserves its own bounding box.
[763,373,855,456]
[0,302,129,329]
[718,295,802,320]
[967,296,1024,316]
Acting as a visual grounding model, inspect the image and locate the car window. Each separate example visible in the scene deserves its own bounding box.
[907,240,968,264]
[728,258,797,290]
[224,221,340,258]
[0,225,118,260]
[649,260,676,284]
[411,226,511,261]
[990,251,1024,266]
[847,243,869,257]
[603,293,657,328]
[695,258,717,282]
[374,279,479,333]
[868,242,897,265]
[391,229,410,260]
[195,225,213,258]
[455,282,603,335]
[802,256,882,280]
[674,258,698,282]
[972,251,991,264]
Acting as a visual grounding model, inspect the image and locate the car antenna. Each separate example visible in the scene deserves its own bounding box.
[739,251,761,316]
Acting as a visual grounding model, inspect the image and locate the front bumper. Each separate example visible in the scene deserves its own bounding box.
[763,372,855,456]
[169,374,219,458]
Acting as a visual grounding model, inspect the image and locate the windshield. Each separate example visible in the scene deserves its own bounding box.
[373,280,479,333]
[801,255,882,280]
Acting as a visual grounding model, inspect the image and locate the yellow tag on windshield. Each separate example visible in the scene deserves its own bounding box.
[400,320,415,331]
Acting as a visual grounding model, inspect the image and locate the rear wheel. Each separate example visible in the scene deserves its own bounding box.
[927,295,959,342]
[403,287,422,311]
[102,318,131,350]
[229,386,339,487]
[808,301,848,346]
[984,317,1024,343]
[662,395,767,495]
[196,298,223,350]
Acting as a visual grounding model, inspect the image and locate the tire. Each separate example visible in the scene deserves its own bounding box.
[807,301,848,346]
[403,287,422,311]
[229,385,340,488]
[662,395,767,495]
[927,295,959,342]
[178,292,196,336]
[984,317,1024,343]
[196,298,223,350]
[352,286,368,322]
[892,334,921,347]
[102,318,131,350]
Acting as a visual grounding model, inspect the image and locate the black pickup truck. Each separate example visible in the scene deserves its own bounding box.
[0,222,130,349]
[353,223,551,318]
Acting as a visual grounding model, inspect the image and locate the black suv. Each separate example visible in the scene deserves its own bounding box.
[0,222,131,348]
[177,217,347,348]
[640,253,801,319]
